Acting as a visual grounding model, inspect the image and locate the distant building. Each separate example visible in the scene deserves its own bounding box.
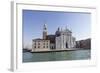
[76,38,91,49]
[32,24,76,51]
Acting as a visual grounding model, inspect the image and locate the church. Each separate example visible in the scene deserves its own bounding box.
[32,24,76,51]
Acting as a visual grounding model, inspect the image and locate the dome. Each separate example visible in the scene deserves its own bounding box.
[55,27,61,37]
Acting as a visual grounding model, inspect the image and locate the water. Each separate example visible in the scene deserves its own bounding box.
[23,50,91,62]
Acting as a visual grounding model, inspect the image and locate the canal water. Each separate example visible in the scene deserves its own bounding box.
[23,50,90,62]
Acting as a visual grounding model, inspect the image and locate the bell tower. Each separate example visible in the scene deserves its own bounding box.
[43,24,47,39]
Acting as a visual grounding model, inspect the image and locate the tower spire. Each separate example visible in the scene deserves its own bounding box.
[43,23,47,39]
[43,23,47,30]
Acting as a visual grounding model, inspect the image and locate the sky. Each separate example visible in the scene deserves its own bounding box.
[23,10,91,48]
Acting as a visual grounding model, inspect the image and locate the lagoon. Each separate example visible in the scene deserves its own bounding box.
[23,49,90,62]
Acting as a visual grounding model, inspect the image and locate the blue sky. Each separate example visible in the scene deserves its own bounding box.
[23,10,91,48]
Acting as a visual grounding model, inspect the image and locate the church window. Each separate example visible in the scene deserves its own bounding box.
[34,46,36,48]
[44,42,45,45]
[43,46,45,48]
[47,43,48,45]
[38,46,40,48]
[38,42,40,45]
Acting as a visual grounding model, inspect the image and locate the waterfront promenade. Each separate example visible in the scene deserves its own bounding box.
[31,48,85,53]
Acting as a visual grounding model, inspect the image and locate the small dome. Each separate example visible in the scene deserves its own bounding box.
[55,27,61,37]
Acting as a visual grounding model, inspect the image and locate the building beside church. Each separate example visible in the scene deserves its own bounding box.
[32,39,50,51]
[32,24,76,51]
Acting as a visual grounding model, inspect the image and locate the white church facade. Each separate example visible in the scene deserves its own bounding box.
[32,24,76,51]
